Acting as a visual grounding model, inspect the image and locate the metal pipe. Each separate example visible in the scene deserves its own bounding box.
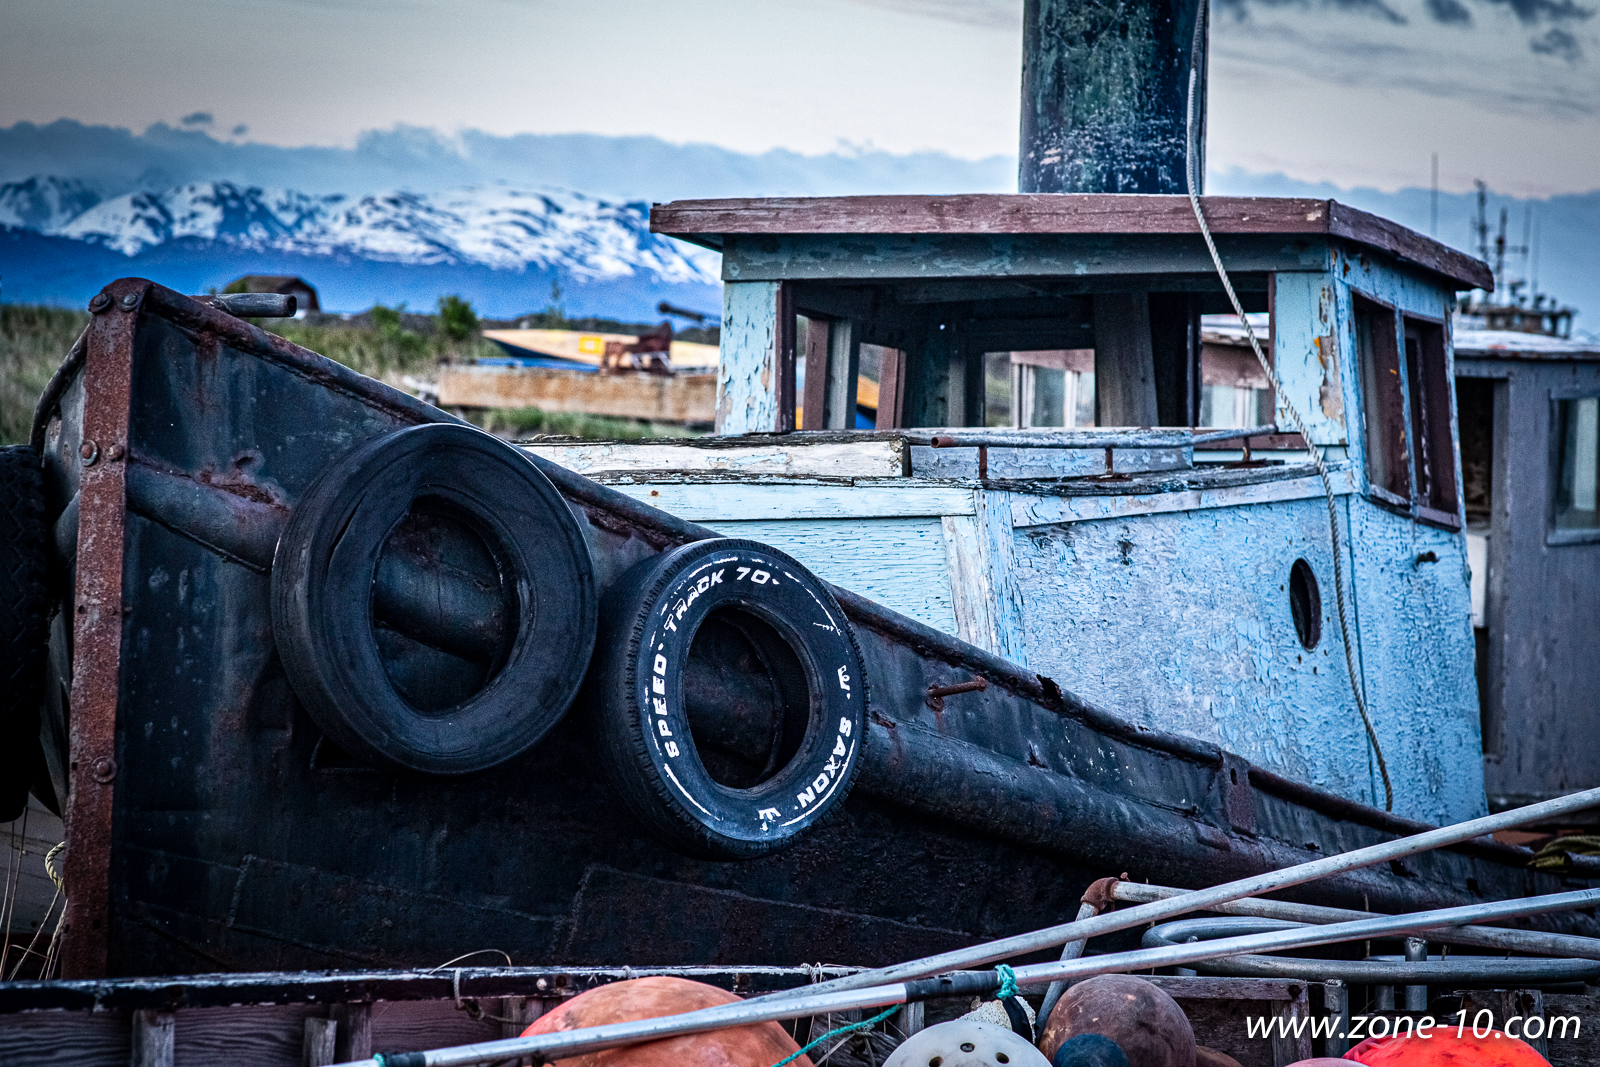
[750,786,1600,1005]
[334,888,1600,1067]
[1141,917,1600,986]
[1035,902,1097,1029]
[1404,936,1429,1010]
[1107,880,1600,959]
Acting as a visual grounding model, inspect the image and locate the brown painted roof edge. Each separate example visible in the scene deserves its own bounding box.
[650,194,1492,291]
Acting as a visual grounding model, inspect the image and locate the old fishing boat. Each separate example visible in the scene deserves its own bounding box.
[4,1,1599,1064]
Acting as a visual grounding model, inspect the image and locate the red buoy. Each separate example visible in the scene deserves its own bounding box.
[519,976,814,1067]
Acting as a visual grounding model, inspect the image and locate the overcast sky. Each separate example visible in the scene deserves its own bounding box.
[1,0,1595,196]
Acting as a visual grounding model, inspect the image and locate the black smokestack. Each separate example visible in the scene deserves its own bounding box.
[1019,0,1209,194]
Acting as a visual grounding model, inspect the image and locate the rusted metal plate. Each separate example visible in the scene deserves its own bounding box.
[61,279,148,979]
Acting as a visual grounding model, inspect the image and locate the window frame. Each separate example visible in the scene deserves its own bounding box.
[1352,291,1411,512]
[1402,311,1460,529]
[1547,385,1600,546]
[1351,289,1462,530]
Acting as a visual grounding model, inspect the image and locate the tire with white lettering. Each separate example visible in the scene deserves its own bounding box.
[585,539,866,860]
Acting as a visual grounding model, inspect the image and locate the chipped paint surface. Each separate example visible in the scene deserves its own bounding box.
[716,281,780,434]
[1009,493,1483,824]
[699,517,957,634]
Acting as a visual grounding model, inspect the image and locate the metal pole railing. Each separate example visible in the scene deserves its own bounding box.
[743,785,1600,1007]
[336,887,1600,1067]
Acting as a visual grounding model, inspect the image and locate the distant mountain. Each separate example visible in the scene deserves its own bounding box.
[0,178,722,319]
[0,120,1014,203]
[2,119,1595,329]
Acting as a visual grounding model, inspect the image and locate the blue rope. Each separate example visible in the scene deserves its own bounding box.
[771,1004,901,1067]
[995,964,1019,1001]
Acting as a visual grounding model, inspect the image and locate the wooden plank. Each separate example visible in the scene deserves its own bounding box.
[602,481,976,521]
[721,232,1329,284]
[775,281,798,434]
[436,366,715,422]
[700,517,958,635]
[800,316,830,431]
[331,1003,371,1063]
[826,318,860,430]
[649,195,1489,290]
[302,1017,336,1067]
[1094,293,1159,427]
[132,1009,175,1067]
[0,1008,129,1067]
[1270,984,1313,1066]
[876,348,906,430]
[909,445,1191,479]
[523,439,907,479]
[1143,976,1302,1001]
[717,281,782,434]
[369,1000,500,1055]
[1012,466,1356,527]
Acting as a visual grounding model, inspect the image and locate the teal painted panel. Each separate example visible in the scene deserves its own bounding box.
[1345,496,1485,823]
[700,518,957,636]
[721,233,1331,281]
[1011,495,1484,824]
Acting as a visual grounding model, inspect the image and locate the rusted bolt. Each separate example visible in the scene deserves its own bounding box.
[106,442,125,461]
[926,675,988,713]
[88,293,111,313]
[91,757,118,783]
[120,292,142,311]
[80,440,100,465]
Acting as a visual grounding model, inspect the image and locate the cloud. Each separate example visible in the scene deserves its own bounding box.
[180,111,214,127]
[1426,0,1475,22]
[1487,0,1592,21]
[1531,25,1586,54]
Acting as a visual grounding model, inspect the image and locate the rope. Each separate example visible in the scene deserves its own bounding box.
[771,1005,900,1067]
[1183,0,1394,811]
[995,964,1018,1001]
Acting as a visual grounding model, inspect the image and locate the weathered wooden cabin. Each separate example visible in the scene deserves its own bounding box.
[1455,327,1600,816]
[624,192,1494,826]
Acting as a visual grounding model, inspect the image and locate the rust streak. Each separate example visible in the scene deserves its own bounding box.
[61,279,146,979]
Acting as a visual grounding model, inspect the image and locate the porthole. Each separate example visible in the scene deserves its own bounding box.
[1289,559,1322,651]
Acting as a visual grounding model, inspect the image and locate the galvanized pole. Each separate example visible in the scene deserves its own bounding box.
[335,888,1600,1067]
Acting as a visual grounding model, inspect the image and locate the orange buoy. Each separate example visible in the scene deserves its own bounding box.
[519,976,814,1067]
[1344,1026,1551,1066]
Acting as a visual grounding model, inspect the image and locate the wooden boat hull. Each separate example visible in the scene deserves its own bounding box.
[30,280,1599,980]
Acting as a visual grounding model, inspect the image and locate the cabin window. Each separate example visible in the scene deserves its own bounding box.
[1354,296,1410,505]
[1553,395,1600,534]
[1008,350,1095,428]
[1404,317,1458,521]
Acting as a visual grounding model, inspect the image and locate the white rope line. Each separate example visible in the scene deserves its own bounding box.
[1184,1,1393,811]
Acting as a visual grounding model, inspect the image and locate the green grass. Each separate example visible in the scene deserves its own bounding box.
[1,301,704,446]
[1,305,90,446]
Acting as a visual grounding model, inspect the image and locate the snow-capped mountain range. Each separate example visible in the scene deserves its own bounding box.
[1,176,719,282]
[0,176,722,318]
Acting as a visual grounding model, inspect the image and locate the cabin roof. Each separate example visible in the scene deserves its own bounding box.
[1455,328,1600,361]
[650,194,1492,291]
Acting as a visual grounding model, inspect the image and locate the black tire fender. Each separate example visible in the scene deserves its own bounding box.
[586,538,866,859]
[0,445,50,822]
[271,423,596,775]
